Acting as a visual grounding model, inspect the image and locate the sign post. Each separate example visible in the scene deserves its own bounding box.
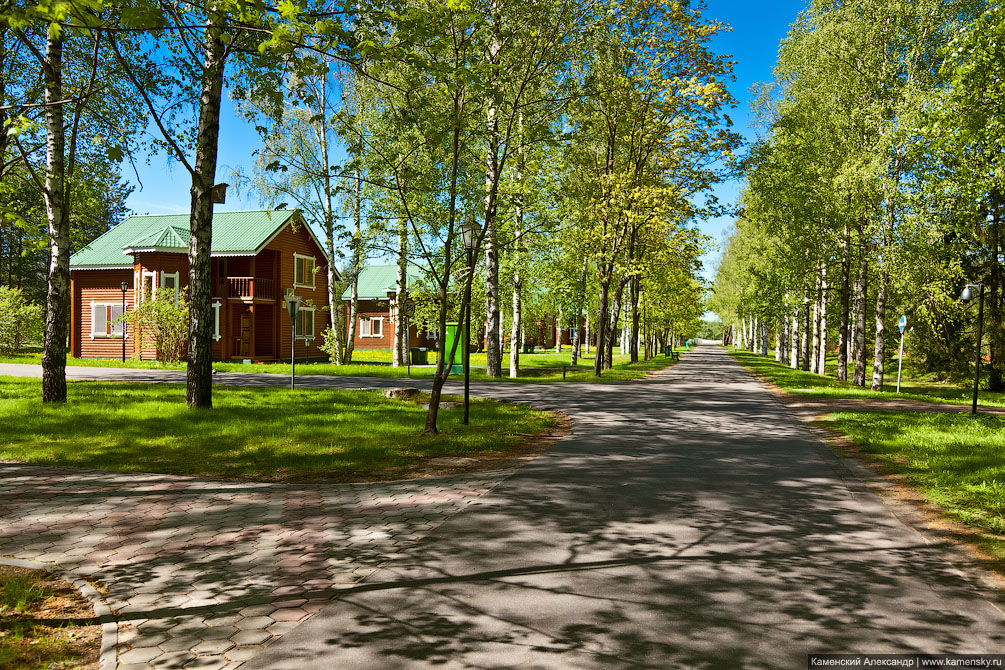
[896,315,907,393]
[284,294,302,390]
[402,298,415,377]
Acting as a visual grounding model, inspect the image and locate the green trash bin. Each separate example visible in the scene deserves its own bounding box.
[409,347,429,365]
[523,343,534,354]
[665,344,671,358]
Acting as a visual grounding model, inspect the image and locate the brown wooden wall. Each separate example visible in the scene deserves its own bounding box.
[72,269,134,359]
[264,218,330,361]
[347,299,436,351]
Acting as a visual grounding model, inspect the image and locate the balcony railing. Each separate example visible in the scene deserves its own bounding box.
[218,276,275,301]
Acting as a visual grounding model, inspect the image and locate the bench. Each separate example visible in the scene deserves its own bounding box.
[665,349,680,361]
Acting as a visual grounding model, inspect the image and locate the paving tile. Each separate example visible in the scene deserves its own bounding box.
[0,462,509,668]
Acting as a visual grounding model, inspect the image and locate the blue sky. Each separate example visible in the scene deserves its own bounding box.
[123,0,809,279]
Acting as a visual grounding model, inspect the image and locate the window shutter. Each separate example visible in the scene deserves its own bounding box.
[109,305,124,336]
[92,303,106,336]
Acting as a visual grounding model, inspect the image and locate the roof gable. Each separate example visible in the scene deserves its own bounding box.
[71,210,302,269]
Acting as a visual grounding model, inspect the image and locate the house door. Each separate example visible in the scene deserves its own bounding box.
[240,313,251,356]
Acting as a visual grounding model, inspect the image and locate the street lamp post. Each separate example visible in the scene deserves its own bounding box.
[284,293,302,390]
[120,281,128,362]
[961,283,985,416]
[460,220,477,426]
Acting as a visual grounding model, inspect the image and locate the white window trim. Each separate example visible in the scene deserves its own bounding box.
[139,270,157,305]
[160,271,180,302]
[296,306,316,341]
[212,300,222,342]
[89,301,126,339]
[293,253,316,289]
[360,316,383,338]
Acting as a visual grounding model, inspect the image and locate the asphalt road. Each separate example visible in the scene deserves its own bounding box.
[236,346,1004,669]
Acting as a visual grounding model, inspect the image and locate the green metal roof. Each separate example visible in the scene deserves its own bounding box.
[71,210,299,269]
[123,225,190,252]
[342,263,429,300]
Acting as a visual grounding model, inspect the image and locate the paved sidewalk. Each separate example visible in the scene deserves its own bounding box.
[0,464,511,669]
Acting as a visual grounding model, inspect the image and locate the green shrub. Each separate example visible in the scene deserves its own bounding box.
[0,286,44,356]
[124,289,189,363]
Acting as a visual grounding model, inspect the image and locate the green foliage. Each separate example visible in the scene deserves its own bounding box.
[0,287,44,356]
[124,289,189,364]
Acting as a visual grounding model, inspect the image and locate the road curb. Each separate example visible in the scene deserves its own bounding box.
[0,556,118,670]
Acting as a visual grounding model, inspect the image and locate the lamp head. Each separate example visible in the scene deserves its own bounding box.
[121,281,128,292]
[460,220,476,251]
[962,284,980,302]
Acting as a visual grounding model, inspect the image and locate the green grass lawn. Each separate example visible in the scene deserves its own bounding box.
[0,347,678,383]
[0,376,556,481]
[826,410,1005,562]
[729,348,1005,407]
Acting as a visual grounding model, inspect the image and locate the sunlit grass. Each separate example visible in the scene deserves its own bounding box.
[0,347,679,383]
[729,348,1005,407]
[826,410,1005,562]
[0,376,556,481]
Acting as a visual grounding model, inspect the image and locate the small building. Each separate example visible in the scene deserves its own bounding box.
[69,209,331,362]
[344,264,435,351]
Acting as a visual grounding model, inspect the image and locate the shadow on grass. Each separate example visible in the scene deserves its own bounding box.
[0,377,554,480]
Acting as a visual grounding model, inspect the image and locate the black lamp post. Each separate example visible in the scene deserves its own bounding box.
[961,283,985,416]
[460,220,477,425]
[120,281,128,362]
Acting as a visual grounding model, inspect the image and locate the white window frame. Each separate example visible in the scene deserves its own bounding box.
[139,270,157,304]
[360,316,383,338]
[160,271,180,303]
[293,253,316,289]
[90,301,125,339]
[296,306,315,341]
[212,300,222,342]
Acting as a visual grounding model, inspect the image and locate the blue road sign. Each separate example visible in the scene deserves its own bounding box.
[898,315,907,333]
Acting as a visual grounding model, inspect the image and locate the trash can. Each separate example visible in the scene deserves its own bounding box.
[410,347,428,365]
[523,343,534,354]
[665,345,672,358]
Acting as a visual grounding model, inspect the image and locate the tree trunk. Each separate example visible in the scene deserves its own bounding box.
[570,257,586,366]
[424,88,463,435]
[790,307,799,370]
[604,280,625,370]
[482,20,502,378]
[819,264,828,376]
[593,283,609,376]
[344,169,361,364]
[837,226,851,381]
[186,8,226,409]
[775,318,783,362]
[629,275,640,363]
[801,294,811,372]
[871,268,888,390]
[852,238,869,387]
[556,306,563,353]
[812,267,822,374]
[393,218,407,367]
[510,278,521,378]
[41,30,69,404]
[319,124,342,364]
[760,321,768,356]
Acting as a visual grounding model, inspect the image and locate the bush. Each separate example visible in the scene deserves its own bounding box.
[124,289,189,363]
[0,286,44,356]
